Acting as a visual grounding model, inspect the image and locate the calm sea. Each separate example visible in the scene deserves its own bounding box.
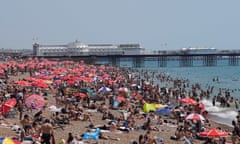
[98,59,240,126]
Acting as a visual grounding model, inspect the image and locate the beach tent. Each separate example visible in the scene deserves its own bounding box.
[143,103,156,113]
[1,98,17,116]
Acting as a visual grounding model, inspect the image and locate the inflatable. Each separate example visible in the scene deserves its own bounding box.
[155,104,167,109]
[143,103,156,113]
[82,128,100,140]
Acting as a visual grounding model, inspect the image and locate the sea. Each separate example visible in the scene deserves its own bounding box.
[98,58,240,127]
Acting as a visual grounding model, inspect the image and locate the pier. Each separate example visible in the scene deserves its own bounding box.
[64,53,240,68]
[1,47,240,68]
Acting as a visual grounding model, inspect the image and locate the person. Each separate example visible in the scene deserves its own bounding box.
[20,114,32,131]
[99,132,120,141]
[17,99,24,120]
[40,119,54,144]
[66,132,74,144]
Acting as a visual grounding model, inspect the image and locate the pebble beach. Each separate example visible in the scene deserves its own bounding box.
[0,57,236,144]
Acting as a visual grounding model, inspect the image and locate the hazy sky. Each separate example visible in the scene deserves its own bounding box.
[1,0,240,50]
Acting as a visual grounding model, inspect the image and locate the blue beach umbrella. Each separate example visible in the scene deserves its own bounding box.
[98,86,112,93]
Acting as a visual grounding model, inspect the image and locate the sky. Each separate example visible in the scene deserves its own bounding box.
[1,0,240,51]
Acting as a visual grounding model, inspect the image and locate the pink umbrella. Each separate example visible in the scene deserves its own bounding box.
[185,113,205,121]
[199,128,228,137]
[25,94,45,110]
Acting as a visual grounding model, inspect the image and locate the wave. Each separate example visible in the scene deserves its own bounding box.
[201,99,238,127]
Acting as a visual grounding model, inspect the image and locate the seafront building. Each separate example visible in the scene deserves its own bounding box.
[33,40,145,57]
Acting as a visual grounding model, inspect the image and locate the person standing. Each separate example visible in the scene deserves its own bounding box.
[40,119,54,144]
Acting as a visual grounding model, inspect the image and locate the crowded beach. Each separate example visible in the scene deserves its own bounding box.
[0,57,239,144]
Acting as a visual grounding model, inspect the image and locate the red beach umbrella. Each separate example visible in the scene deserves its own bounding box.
[1,98,17,116]
[180,98,197,105]
[13,80,32,87]
[199,128,228,137]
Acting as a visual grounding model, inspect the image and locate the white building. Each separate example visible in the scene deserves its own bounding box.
[33,41,144,56]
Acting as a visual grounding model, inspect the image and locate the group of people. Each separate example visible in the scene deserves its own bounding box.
[0,56,236,144]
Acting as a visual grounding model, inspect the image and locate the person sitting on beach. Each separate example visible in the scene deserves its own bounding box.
[54,112,70,124]
[33,110,44,123]
[98,102,108,113]
[20,114,33,131]
[170,125,185,141]
[143,130,157,144]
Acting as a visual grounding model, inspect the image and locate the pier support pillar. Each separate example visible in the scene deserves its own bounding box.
[203,56,217,66]
[133,57,144,68]
[157,56,167,67]
[110,57,120,67]
[180,56,193,67]
[229,56,239,66]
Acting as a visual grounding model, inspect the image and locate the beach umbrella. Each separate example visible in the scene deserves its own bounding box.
[33,82,49,88]
[25,94,45,110]
[180,98,197,105]
[1,98,17,116]
[199,128,228,137]
[13,80,32,87]
[98,86,112,93]
[185,113,205,121]
[0,137,20,144]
